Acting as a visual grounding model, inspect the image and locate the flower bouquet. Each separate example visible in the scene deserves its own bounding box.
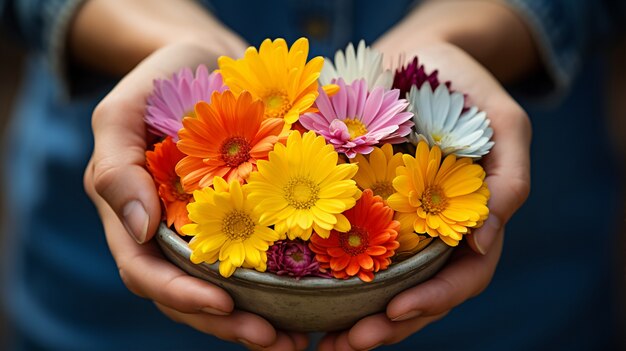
[147,38,493,331]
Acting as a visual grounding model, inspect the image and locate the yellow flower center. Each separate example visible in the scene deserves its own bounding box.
[421,185,448,214]
[284,177,319,209]
[344,118,368,139]
[222,210,255,240]
[220,137,251,167]
[348,235,362,247]
[370,181,395,199]
[340,226,368,255]
[263,91,292,119]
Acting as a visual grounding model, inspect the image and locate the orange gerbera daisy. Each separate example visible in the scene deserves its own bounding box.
[176,90,288,192]
[309,189,400,282]
[145,136,192,233]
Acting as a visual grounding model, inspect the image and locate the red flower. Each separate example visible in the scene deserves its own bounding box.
[309,189,400,282]
[392,56,450,98]
[145,136,192,233]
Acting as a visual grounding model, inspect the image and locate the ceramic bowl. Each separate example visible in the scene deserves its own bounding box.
[156,223,453,332]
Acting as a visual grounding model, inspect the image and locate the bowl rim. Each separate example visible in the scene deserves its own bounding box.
[157,222,452,290]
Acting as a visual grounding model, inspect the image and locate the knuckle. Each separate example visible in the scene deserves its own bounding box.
[117,264,144,298]
[92,159,120,199]
[91,99,113,131]
[508,176,531,208]
[83,159,96,199]
[92,95,134,130]
[505,104,532,139]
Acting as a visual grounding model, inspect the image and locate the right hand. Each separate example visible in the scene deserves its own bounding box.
[318,40,531,351]
[83,42,309,351]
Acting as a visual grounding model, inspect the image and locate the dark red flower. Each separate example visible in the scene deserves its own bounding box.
[267,239,331,279]
[392,56,451,98]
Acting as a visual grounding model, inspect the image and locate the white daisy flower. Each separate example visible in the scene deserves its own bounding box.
[408,84,494,159]
[320,40,393,90]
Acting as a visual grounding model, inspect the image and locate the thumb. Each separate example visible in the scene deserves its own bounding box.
[89,95,161,244]
[85,43,228,244]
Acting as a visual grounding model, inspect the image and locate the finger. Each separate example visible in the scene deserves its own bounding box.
[261,331,305,351]
[317,332,341,351]
[333,332,357,351]
[387,233,503,321]
[289,332,311,351]
[87,176,234,315]
[89,44,223,243]
[343,312,448,350]
[467,100,531,254]
[155,303,278,348]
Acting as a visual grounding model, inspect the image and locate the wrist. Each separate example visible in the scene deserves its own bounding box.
[67,0,246,76]
[376,0,539,83]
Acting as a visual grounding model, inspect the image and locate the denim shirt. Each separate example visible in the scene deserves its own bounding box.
[1,0,624,350]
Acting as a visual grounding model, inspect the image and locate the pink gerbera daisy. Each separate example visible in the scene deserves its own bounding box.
[144,65,226,140]
[299,79,413,158]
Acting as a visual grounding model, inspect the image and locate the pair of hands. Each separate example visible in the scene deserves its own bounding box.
[84,35,530,351]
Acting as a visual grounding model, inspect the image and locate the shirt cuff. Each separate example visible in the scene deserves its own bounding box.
[44,0,88,92]
[504,0,581,98]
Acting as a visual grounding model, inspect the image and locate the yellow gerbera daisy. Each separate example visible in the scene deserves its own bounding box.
[351,143,403,200]
[387,141,490,246]
[393,212,432,261]
[218,38,324,126]
[246,131,360,240]
[181,177,280,277]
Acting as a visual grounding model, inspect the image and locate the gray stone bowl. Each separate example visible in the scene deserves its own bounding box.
[156,223,453,332]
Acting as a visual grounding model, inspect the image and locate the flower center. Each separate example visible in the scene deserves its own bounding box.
[421,185,448,214]
[220,137,251,167]
[289,251,304,262]
[370,181,395,199]
[284,177,320,209]
[344,118,368,139]
[173,179,191,200]
[222,210,255,241]
[339,226,369,256]
[263,91,292,119]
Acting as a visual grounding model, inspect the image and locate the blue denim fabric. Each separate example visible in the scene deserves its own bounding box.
[1,0,624,350]
[506,0,625,95]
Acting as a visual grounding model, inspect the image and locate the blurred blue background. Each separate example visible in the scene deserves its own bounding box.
[0,31,24,348]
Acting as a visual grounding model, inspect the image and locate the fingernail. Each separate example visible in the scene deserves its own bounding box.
[200,307,230,316]
[122,200,149,244]
[474,215,501,255]
[391,309,422,322]
[361,343,383,351]
[237,338,265,350]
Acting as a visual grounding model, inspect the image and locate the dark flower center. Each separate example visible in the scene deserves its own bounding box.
[220,137,251,167]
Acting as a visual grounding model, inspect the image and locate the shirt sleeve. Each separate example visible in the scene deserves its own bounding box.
[0,0,87,81]
[504,0,626,96]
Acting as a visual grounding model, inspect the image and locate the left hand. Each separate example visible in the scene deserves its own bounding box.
[317,39,531,351]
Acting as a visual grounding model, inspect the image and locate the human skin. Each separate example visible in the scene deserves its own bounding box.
[318,2,534,350]
[79,1,308,350]
[78,0,534,350]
